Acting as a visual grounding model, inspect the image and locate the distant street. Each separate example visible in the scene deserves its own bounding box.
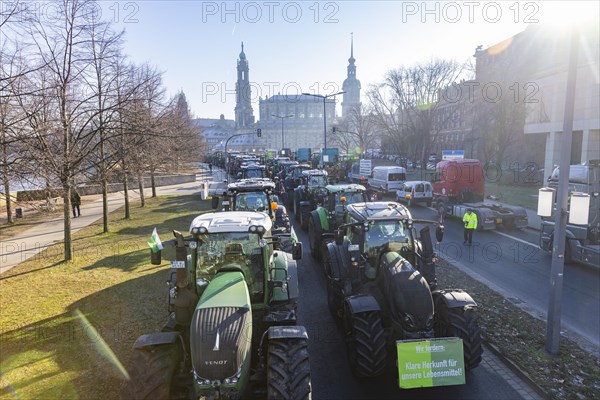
[408,204,600,350]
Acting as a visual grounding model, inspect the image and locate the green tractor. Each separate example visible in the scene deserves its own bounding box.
[306,184,367,261]
[323,202,482,382]
[292,169,329,231]
[123,211,310,399]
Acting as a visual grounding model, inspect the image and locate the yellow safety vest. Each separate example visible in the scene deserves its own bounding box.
[463,212,478,230]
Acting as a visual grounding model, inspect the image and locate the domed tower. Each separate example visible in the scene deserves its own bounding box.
[235,42,255,128]
[341,33,361,118]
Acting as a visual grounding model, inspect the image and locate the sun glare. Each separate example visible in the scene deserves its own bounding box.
[538,1,600,27]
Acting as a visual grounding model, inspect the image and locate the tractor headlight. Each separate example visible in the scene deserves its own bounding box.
[199,227,208,234]
[192,227,199,234]
[224,378,231,384]
[249,225,257,232]
[257,226,265,234]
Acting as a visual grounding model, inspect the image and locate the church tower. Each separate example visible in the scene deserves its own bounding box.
[235,42,255,128]
[341,33,361,118]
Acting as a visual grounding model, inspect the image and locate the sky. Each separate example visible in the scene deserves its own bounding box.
[105,1,599,120]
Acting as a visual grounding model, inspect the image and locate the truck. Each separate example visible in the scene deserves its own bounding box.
[432,159,528,230]
[539,160,600,268]
[297,148,312,162]
[320,148,339,167]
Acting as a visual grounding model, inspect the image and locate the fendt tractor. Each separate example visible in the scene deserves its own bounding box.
[323,202,483,382]
[433,159,528,230]
[292,169,329,231]
[279,163,312,208]
[306,184,368,260]
[123,212,310,399]
[212,178,291,236]
[540,160,600,268]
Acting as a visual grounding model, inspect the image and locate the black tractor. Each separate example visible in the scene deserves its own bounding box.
[279,163,312,208]
[292,169,329,231]
[306,184,367,260]
[122,212,310,399]
[323,202,483,381]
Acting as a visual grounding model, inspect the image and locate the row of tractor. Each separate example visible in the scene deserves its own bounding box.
[122,160,484,399]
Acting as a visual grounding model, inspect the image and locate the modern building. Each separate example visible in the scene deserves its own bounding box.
[522,24,600,180]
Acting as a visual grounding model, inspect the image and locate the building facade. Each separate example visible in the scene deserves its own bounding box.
[258,95,337,150]
[523,24,600,180]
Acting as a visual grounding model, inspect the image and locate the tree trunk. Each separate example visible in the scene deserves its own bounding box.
[138,170,145,207]
[102,176,108,232]
[63,182,73,261]
[3,176,13,224]
[151,169,157,198]
[123,161,130,219]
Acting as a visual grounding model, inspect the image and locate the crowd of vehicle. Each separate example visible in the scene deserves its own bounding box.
[123,149,598,399]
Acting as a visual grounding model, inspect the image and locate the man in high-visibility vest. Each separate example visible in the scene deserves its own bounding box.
[463,208,477,245]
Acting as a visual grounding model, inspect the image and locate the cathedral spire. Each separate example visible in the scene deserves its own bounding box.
[341,33,361,118]
[349,32,355,63]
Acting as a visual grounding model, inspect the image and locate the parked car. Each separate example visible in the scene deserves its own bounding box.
[396,180,433,207]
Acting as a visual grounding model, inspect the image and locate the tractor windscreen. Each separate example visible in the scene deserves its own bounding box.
[307,175,327,188]
[365,220,410,261]
[197,232,264,300]
[336,192,366,206]
[235,192,269,212]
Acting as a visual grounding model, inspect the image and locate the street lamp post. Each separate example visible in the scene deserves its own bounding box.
[272,114,293,149]
[302,91,345,151]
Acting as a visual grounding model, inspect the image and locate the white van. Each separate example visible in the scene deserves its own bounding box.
[368,166,406,194]
[396,181,433,207]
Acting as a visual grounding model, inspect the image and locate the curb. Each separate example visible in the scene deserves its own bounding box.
[483,341,551,400]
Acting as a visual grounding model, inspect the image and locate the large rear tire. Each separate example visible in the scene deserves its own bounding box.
[267,339,311,400]
[308,214,323,260]
[121,344,185,400]
[300,209,309,231]
[344,310,387,378]
[434,304,483,370]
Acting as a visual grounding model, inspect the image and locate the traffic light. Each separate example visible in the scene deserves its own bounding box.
[331,126,336,134]
[257,128,261,137]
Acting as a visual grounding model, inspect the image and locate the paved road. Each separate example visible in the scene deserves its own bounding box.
[0,176,208,274]
[292,217,543,400]
[404,205,600,350]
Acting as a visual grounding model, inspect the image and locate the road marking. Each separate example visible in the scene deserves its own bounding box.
[492,230,541,250]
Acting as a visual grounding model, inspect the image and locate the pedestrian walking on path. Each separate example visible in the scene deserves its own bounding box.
[463,208,477,245]
[71,189,81,218]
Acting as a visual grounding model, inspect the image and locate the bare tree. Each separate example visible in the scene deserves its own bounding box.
[26,0,114,260]
[368,59,466,163]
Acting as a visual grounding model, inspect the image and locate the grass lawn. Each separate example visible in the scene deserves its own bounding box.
[485,181,541,210]
[0,194,212,400]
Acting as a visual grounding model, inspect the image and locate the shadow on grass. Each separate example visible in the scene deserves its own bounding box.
[0,269,169,400]
[0,261,65,281]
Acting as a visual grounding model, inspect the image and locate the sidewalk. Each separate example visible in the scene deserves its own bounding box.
[0,169,219,275]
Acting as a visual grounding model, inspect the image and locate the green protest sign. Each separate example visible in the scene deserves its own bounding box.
[397,338,465,389]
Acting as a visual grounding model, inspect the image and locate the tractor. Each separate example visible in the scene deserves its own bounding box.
[212,178,291,236]
[306,184,367,261]
[278,163,312,208]
[323,202,482,381]
[122,212,310,399]
[292,169,329,231]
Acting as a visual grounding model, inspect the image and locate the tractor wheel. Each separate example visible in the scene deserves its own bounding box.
[120,344,185,400]
[324,244,346,319]
[434,304,483,370]
[267,338,311,400]
[344,310,387,378]
[308,214,322,260]
[300,209,309,231]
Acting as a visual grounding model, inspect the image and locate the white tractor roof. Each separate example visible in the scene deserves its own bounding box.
[189,211,272,234]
